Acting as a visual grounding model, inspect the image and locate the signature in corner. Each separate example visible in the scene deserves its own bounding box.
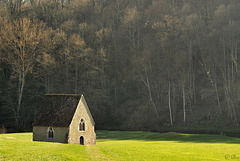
[225,154,240,160]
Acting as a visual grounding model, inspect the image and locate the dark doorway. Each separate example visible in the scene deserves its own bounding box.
[80,136,84,145]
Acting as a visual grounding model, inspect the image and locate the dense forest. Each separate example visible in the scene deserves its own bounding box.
[1,0,240,132]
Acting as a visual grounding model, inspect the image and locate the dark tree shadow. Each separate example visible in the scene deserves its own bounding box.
[96,130,240,144]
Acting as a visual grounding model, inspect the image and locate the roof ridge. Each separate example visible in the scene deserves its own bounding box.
[45,94,83,98]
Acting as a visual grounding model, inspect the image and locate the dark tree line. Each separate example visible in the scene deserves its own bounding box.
[1,0,240,132]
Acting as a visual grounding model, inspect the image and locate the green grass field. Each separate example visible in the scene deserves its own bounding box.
[0,130,239,161]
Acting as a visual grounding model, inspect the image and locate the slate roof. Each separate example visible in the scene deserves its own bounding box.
[33,94,82,127]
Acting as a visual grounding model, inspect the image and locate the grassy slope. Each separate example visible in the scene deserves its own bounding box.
[0,131,239,161]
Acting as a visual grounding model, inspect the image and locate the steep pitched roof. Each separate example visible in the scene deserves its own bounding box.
[79,95,95,125]
[33,94,82,127]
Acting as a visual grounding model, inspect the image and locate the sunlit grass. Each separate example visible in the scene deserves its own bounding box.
[0,133,88,161]
[0,131,239,160]
[96,131,240,161]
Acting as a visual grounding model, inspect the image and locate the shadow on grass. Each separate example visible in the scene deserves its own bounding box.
[96,130,240,144]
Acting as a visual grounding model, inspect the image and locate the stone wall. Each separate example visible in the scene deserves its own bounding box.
[68,97,96,145]
[33,126,69,143]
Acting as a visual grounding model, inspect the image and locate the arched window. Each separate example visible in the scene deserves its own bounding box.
[79,119,85,131]
[48,127,54,138]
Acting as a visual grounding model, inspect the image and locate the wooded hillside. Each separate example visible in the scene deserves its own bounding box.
[1,0,240,132]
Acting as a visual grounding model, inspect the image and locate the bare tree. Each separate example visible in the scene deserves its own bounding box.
[0,18,52,129]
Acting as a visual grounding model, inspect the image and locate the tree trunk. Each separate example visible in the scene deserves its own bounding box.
[114,87,118,118]
[182,84,186,125]
[214,82,222,115]
[201,55,222,116]
[114,40,119,119]
[74,63,78,94]
[139,68,159,118]
[144,68,159,118]
[222,70,233,119]
[232,106,239,127]
[16,68,25,129]
[168,79,173,126]
[65,61,69,93]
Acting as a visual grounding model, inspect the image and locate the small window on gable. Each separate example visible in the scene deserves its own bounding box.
[79,119,85,131]
[48,127,54,138]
